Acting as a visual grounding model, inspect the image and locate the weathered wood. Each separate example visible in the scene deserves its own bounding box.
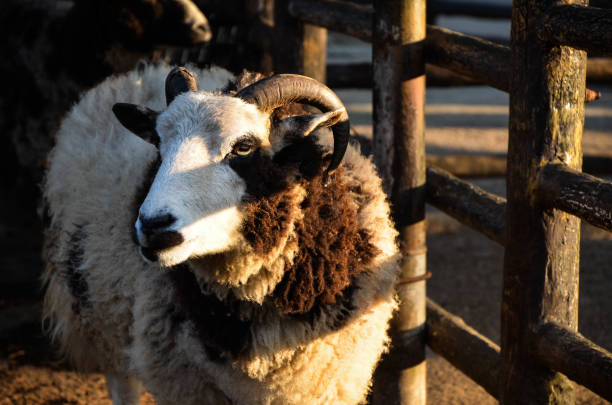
[288,1,601,101]
[425,26,509,93]
[327,63,372,88]
[273,0,327,82]
[501,0,587,401]
[327,63,479,88]
[535,322,612,402]
[426,299,501,399]
[425,165,506,245]
[427,154,507,177]
[426,26,601,102]
[288,0,372,43]
[328,58,612,88]
[539,4,612,55]
[353,134,612,178]
[369,1,427,404]
[587,58,612,83]
[289,0,373,41]
[583,155,612,175]
[427,154,612,178]
[428,0,511,19]
[537,164,612,232]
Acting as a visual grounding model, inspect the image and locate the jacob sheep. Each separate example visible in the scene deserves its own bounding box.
[43,64,400,405]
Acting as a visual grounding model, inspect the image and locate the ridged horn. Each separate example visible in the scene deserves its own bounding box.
[236,74,350,175]
[165,66,198,105]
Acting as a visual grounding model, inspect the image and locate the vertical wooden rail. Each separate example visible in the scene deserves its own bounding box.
[273,0,327,82]
[501,0,587,402]
[370,1,427,404]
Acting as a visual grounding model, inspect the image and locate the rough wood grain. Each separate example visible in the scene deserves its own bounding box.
[535,322,612,403]
[426,154,612,178]
[288,0,372,43]
[428,0,511,19]
[327,63,480,88]
[425,165,506,245]
[288,0,601,102]
[539,4,612,55]
[501,0,587,402]
[369,1,427,404]
[426,298,501,399]
[273,0,327,82]
[537,163,612,232]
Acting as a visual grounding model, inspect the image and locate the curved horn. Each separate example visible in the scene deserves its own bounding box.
[165,66,198,105]
[236,74,350,175]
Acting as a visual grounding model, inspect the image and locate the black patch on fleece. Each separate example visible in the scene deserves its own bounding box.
[228,136,324,258]
[64,225,91,315]
[168,264,252,363]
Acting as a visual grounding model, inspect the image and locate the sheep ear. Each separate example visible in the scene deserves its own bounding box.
[112,103,160,147]
[276,108,346,140]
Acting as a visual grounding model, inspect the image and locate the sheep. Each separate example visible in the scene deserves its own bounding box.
[0,0,211,184]
[42,64,400,405]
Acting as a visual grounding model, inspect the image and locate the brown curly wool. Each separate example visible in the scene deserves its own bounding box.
[272,170,380,315]
[232,135,380,316]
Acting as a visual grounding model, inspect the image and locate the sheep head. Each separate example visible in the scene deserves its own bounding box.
[113,67,349,267]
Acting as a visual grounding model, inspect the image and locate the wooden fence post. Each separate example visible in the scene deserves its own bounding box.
[370,0,427,404]
[272,0,327,82]
[501,0,587,402]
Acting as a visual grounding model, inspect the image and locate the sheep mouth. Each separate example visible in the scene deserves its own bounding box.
[138,231,185,262]
[139,246,160,262]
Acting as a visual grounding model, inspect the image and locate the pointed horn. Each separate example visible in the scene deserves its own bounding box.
[236,74,350,175]
[165,66,198,105]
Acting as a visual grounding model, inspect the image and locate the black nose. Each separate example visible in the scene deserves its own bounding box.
[139,213,176,234]
[138,214,184,251]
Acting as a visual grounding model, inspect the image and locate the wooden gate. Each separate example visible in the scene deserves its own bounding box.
[268,0,612,403]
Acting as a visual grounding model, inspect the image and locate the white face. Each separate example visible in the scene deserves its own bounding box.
[136,93,270,266]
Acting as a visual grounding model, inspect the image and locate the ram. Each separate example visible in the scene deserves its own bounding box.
[43,64,400,405]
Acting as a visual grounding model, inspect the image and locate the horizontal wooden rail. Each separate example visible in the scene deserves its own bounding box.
[587,58,612,82]
[427,155,506,178]
[289,0,601,103]
[425,26,601,102]
[426,154,612,179]
[535,322,612,402]
[425,25,509,93]
[537,164,612,232]
[426,298,500,399]
[289,0,372,42]
[429,0,511,19]
[328,58,612,88]
[539,4,612,55]
[426,165,506,245]
[327,63,479,88]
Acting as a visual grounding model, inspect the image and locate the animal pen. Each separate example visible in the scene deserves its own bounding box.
[266,0,612,404]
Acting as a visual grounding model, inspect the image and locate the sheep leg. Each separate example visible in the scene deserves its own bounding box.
[105,373,143,405]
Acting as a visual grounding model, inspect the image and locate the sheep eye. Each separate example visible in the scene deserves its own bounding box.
[232,139,257,156]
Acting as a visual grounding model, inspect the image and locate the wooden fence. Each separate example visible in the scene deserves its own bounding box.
[267,0,612,404]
